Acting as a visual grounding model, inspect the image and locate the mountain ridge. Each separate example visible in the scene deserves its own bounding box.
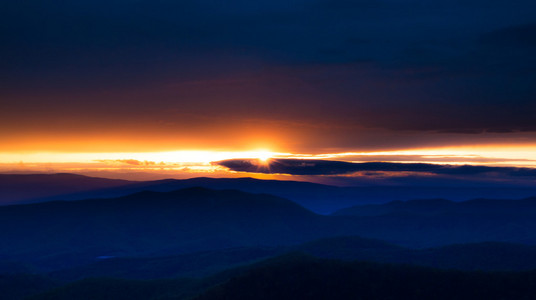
[5,173,536,214]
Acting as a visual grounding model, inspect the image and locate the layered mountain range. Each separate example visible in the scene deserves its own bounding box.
[2,173,536,299]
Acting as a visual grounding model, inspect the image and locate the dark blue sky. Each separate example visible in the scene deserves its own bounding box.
[2,0,535,152]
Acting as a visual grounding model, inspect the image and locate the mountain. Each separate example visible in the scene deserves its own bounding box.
[328,197,536,247]
[295,237,536,271]
[411,242,536,271]
[22,176,362,214]
[49,247,280,281]
[0,273,57,300]
[46,236,404,282]
[195,254,536,300]
[4,186,536,274]
[0,173,132,205]
[45,237,536,283]
[293,236,406,260]
[0,187,358,272]
[27,277,197,300]
[333,197,536,217]
[332,198,455,216]
[7,173,536,214]
[332,198,536,247]
[27,254,536,300]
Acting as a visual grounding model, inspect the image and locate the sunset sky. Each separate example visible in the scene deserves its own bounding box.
[2,0,536,184]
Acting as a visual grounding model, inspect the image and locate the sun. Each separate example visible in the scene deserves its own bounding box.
[254,150,273,163]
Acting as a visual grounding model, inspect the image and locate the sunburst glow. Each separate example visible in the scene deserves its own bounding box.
[0,149,283,165]
[255,150,273,162]
[2,145,536,178]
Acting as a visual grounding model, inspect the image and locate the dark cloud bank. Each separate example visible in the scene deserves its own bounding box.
[216,158,536,178]
[2,0,536,140]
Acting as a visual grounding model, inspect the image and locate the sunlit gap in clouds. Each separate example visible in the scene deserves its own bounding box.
[0,149,284,169]
[333,146,536,167]
[280,145,536,167]
[2,145,536,176]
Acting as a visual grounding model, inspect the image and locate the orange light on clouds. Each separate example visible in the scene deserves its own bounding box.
[2,144,536,180]
[300,145,536,167]
[2,145,536,166]
[0,149,282,165]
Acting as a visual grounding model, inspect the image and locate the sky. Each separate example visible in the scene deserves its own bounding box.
[1,0,536,184]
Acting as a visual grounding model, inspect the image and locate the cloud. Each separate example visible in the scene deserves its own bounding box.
[3,0,536,152]
[96,159,157,166]
[216,159,356,175]
[215,158,536,177]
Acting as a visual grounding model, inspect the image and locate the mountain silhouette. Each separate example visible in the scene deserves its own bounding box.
[47,236,536,284]
[330,197,536,247]
[49,247,280,281]
[26,254,536,300]
[294,237,536,271]
[0,173,132,205]
[0,187,353,271]
[4,173,536,214]
[333,197,536,216]
[4,188,536,273]
[194,254,536,300]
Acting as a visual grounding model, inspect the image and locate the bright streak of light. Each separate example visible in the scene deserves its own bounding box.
[2,145,536,168]
[0,149,285,165]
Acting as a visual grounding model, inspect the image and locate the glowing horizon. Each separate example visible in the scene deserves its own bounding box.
[0,149,281,164]
[3,144,536,168]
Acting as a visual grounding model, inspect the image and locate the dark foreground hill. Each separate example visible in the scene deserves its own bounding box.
[195,254,536,300]
[0,273,57,300]
[47,237,536,283]
[295,236,536,271]
[26,254,536,300]
[49,247,280,281]
[27,277,199,300]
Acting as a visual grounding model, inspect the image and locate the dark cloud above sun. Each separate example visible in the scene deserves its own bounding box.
[215,158,536,187]
[1,0,536,152]
[216,158,536,177]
